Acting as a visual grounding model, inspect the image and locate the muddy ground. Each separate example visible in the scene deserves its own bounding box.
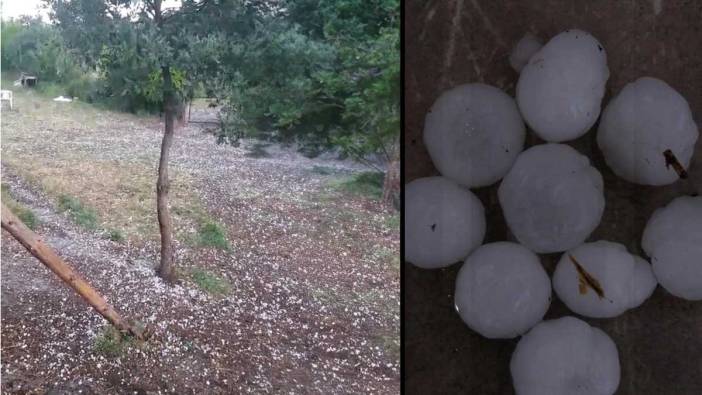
[1,86,399,394]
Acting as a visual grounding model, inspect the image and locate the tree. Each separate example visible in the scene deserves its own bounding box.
[42,0,400,287]
[46,0,249,283]
[216,0,400,206]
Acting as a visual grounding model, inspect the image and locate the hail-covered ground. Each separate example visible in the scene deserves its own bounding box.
[0,87,399,394]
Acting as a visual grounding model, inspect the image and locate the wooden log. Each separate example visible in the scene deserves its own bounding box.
[1,203,148,340]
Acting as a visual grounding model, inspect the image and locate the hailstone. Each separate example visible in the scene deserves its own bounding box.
[553,241,657,318]
[517,29,609,142]
[423,83,526,188]
[510,316,620,395]
[498,144,605,253]
[642,196,702,300]
[597,77,699,185]
[454,242,551,339]
[405,177,486,269]
[509,32,543,73]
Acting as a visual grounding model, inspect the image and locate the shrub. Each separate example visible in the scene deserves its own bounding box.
[66,74,102,102]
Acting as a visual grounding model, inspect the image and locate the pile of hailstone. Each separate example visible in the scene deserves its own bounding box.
[408,28,700,394]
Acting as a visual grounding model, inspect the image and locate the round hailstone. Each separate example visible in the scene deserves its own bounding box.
[454,242,551,339]
[517,29,609,142]
[553,241,657,318]
[511,316,620,395]
[405,177,486,269]
[642,196,702,300]
[597,77,699,186]
[498,144,605,253]
[509,32,543,73]
[423,83,526,188]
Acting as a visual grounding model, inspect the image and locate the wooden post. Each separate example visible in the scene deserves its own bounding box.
[1,203,148,340]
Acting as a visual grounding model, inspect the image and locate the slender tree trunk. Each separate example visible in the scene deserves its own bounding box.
[156,66,177,283]
[1,204,148,340]
[382,142,400,210]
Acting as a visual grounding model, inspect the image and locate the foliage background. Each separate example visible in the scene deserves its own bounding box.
[1,0,399,164]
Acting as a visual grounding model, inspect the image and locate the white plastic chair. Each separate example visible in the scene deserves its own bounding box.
[0,90,13,110]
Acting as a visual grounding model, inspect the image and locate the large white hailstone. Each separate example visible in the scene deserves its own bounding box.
[423,83,526,188]
[597,77,699,186]
[454,242,551,339]
[405,177,486,269]
[510,316,620,395]
[509,32,543,73]
[553,241,657,318]
[642,196,702,300]
[517,29,609,142]
[498,144,605,253]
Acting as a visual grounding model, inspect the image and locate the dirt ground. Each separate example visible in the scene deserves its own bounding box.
[1,85,399,393]
[405,1,702,394]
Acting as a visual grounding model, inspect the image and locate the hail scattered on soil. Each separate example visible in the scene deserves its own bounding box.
[1,92,399,394]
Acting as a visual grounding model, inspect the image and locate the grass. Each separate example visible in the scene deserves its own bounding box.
[384,213,400,231]
[105,228,125,243]
[57,194,100,230]
[331,171,384,200]
[375,332,400,362]
[191,268,231,296]
[197,220,230,249]
[1,183,40,230]
[93,326,134,357]
[368,246,400,272]
[36,82,68,98]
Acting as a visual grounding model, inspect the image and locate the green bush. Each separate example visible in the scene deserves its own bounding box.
[66,74,102,102]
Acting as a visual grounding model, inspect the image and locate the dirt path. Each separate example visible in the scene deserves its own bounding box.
[1,88,399,394]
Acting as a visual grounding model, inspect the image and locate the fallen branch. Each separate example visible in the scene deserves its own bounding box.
[1,203,148,340]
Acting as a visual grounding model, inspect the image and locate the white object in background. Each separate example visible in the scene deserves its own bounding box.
[509,32,543,73]
[454,242,551,339]
[53,96,73,102]
[642,196,702,300]
[498,144,605,253]
[405,177,485,269]
[423,83,525,188]
[517,29,609,142]
[553,241,657,318]
[0,90,13,110]
[510,316,620,395]
[597,77,699,186]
